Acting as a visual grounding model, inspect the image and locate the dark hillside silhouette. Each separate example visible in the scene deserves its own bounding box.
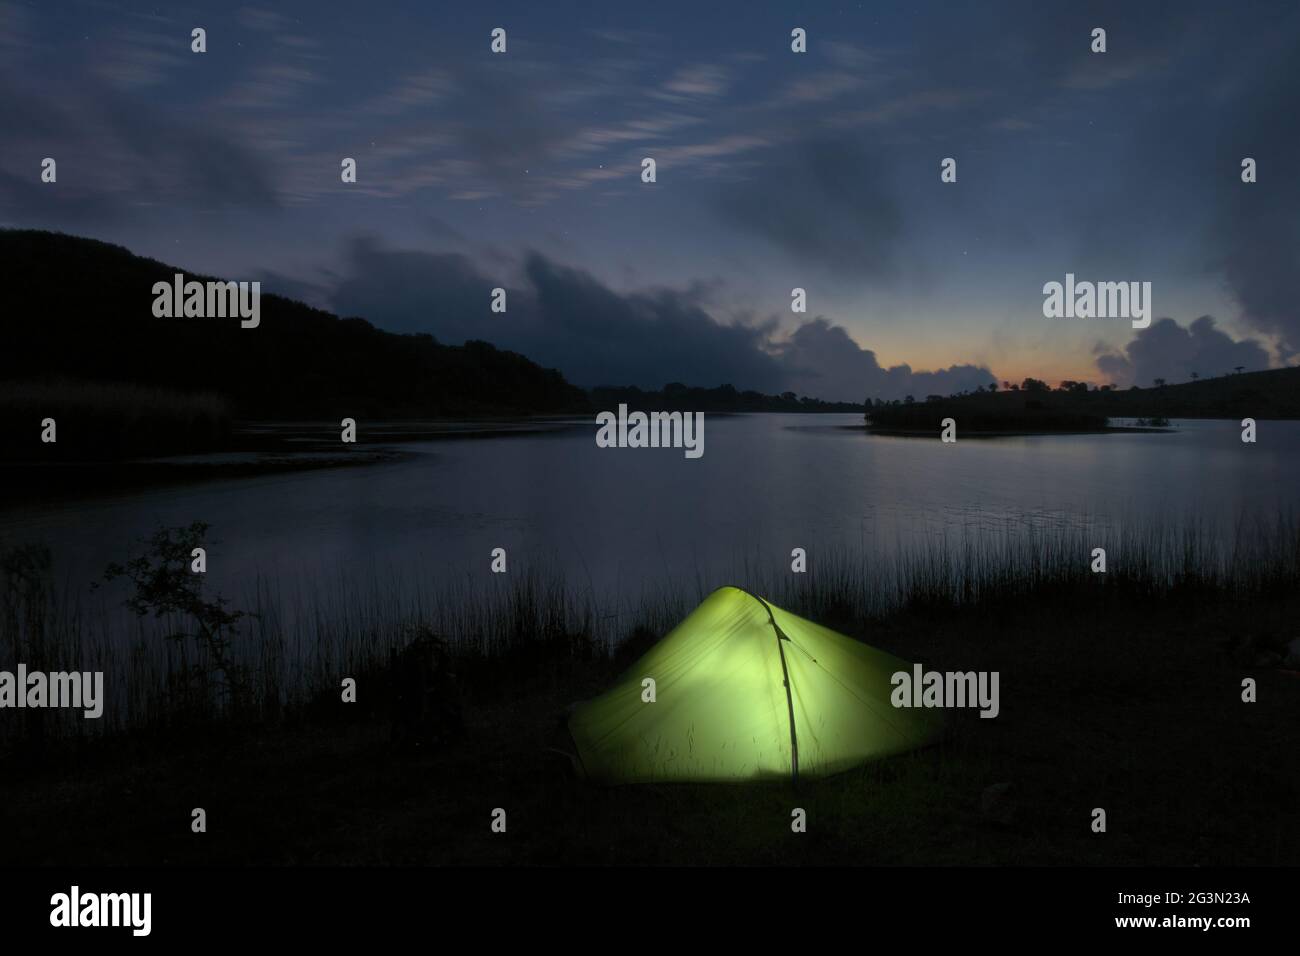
[0,230,588,420]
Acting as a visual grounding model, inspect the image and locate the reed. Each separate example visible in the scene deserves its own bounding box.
[3,510,1297,741]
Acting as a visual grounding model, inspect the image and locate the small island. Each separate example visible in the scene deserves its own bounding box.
[863,371,1300,436]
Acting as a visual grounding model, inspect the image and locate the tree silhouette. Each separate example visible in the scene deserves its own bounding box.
[97,522,249,711]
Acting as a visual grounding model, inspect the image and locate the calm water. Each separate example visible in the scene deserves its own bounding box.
[2,414,1298,605]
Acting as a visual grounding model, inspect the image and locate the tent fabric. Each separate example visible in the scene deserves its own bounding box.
[567,586,943,783]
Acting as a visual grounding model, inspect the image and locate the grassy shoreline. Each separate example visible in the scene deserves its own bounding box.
[3,581,1295,865]
[2,518,1298,865]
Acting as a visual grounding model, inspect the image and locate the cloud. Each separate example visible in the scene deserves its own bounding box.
[0,95,281,224]
[655,65,730,101]
[1109,3,1300,359]
[768,70,870,107]
[988,116,1036,132]
[1209,33,1300,359]
[331,238,491,340]
[237,7,295,32]
[0,13,285,221]
[716,139,903,280]
[1093,316,1270,386]
[775,319,996,403]
[1060,54,1164,92]
[326,239,993,402]
[329,237,785,391]
[826,88,986,129]
[218,64,323,111]
[522,255,786,390]
[362,69,453,116]
[92,26,187,91]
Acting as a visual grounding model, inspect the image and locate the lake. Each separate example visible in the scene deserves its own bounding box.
[2,414,1297,611]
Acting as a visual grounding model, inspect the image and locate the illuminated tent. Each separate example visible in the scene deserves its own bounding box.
[567,586,942,783]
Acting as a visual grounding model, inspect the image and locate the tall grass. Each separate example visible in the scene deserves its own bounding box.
[0,379,231,460]
[2,511,1298,742]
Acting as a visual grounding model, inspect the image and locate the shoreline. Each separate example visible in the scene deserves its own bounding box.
[0,418,593,505]
[0,449,416,504]
[859,424,1176,438]
[3,576,1295,865]
[0,414,1186,504]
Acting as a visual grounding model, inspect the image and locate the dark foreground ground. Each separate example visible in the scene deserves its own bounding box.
[2,588,1297,866]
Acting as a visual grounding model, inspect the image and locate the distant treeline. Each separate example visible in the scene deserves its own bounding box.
[868,368,1300,432]
[589,383,862,413]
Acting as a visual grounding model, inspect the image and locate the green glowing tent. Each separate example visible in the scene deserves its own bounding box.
[567,586,943,783]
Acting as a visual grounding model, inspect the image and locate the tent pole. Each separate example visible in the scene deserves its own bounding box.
[773,623,799,783]
[735,587,800,783]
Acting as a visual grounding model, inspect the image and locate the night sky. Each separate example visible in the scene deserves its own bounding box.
[2,0,1296,401]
